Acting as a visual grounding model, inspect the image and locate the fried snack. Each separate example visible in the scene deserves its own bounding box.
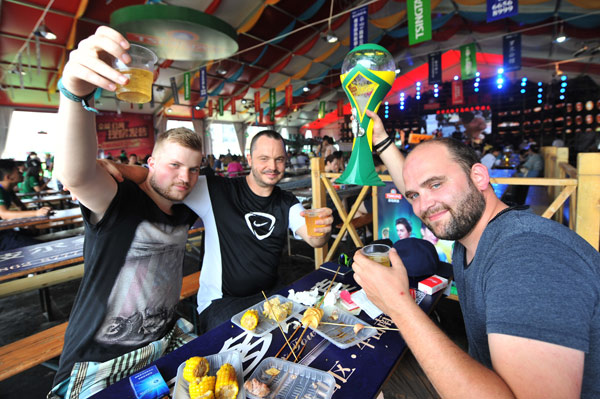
[189,375,216,399]
[353,323,365,334]
[301,307,324,329]
[183,356,209,382]
[265,367,280,376]
[244,378,270,397]
[262,298,293,322]
[215,363,239,399]
[240,309,259,330]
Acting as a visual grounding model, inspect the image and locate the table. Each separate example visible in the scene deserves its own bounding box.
[0,208,82,231]
[91,264,448,399]
[292,185,363,205]
[21,194,74,209]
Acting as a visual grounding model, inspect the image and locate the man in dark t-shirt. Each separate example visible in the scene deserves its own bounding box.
[50,27,204,399]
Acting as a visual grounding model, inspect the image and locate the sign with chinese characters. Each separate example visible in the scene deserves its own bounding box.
[408,0,432,45]
[452,79,464,105]
[170,76,179,105]
[428,51,442,85]
[199,67,207,96]
[460,43,477,80]
[503,33,521,72]
[487,0,518,22]
[319,101,326,119]
[218,97,224,116]
[96,112,155,158]
[350,6,368,49]
[183,71,191,101]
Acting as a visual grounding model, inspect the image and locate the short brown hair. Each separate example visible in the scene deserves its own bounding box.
[153,127,203,156]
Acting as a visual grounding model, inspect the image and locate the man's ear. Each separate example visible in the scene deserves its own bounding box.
[246,153,252,167]
[147,156,156,171]
[470,163,490,191]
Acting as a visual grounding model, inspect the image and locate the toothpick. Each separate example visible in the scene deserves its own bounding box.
[319,321,400,331]
[286,325,309,361]
[262,291,298,361]
[316,264,341,308]
[275,323,301,358]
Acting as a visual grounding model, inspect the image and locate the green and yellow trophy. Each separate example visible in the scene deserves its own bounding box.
[336,44,396,186]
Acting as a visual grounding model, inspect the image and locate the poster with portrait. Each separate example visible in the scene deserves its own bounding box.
[377,181,454,262]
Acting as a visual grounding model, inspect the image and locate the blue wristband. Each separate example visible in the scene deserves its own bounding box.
[57,78,99,114]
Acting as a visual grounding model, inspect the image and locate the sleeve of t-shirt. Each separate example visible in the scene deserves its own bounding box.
[289,202,305,239]
[79,180,130,231]
[483,233,596,353]
[182,176,210,219]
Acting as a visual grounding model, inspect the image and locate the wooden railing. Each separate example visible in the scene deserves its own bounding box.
[310,150,600,269]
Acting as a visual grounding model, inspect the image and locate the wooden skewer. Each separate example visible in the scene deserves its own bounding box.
[274,323,301,358]
[262,291,298,362]
[285,325,309,361]
[316,264,341,309]
[319,321,400,331]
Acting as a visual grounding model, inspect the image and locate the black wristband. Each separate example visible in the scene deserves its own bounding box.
[377,138,394,154]
[373,136,392,151]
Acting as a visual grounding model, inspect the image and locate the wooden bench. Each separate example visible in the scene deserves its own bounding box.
[0,271,201,381]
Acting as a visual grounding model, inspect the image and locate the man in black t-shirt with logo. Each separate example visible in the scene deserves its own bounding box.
[49,27,204,398]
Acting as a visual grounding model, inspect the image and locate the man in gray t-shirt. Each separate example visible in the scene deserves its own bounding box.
[352,110,600,399]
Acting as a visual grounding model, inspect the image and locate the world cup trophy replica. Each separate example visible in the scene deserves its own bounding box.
[336,44,396,186]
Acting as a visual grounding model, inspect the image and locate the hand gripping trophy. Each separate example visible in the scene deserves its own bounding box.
[336,44,396,186]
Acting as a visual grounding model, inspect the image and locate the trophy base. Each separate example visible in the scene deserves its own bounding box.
[335,137,385,187]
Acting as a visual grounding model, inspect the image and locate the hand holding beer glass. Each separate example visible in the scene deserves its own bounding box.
[303,209,327,236]
[361,243,391,267]
[112,44,157,104]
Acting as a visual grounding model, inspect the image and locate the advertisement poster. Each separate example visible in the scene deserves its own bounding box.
[96,112,155,159]
[377,182,453,262]
[350,6,368,49]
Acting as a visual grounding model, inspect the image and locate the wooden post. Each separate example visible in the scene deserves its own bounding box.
[575,153,600,251]
[311,156,327,269]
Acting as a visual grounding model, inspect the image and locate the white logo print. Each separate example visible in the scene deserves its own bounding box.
[244,212,276,240]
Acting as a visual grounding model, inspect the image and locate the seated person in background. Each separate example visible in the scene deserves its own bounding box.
[353,109,600,398]
[20,158,49,198]
[518,144,543,177]
[395,217,412,240]
[128,153,141,166]
[324,151,344,174]
[226,155,244,177]
[480,145,501,172]
[0,159,50,250]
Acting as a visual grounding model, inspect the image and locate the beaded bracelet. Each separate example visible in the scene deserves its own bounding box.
[373,136,392,152]
[377,138,394,154]
[57,78,99,114]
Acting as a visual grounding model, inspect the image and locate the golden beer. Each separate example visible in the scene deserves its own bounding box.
[366,253,391,267]
[361,243,391,267]
[116,68,153,104]
[304,210,324,236]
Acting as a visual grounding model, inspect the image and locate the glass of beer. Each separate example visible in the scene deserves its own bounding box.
[112,44,157,104]
[304,209,324,236]
[361,243,391,267]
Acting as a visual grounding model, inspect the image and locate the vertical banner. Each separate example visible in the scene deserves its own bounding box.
[259,110,264,124]
[269,88,276,122]
[460,43,477,80]
[230,98,236,115]
[170,77,179,105]
[218,97,224,116]
[199,67,207,97]
[285,85,293,108]
[350,6,368,49]
[337,99,344,117]
[254,90,261,112]
[319,101,326,119]
[452,80,464,105]
[487,0,518,22]
[208,100,213,117]
[183,72,191,101]
[428,51,442,85]
[407,0,431,46]
[503,33,521,72]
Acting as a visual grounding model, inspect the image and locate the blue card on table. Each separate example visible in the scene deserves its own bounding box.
[129,365,169,399]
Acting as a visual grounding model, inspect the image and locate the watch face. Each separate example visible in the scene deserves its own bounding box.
[585,101,594,111]
[566,103,573,113]
[586,114,593,125]
[576,102,583,112]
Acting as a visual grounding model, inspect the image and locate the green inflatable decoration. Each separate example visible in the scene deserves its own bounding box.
[336,44,396,186]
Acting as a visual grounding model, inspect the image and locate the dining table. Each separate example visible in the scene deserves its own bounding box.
[0,208,82,231]
[90,262,449,399]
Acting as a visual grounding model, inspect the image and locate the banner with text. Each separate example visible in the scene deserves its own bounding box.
[170,77,179,105]
[184,72,191,101]
[231,98,236,115]
[199,67,207,97]
[269,88,276,121]
[285,85,293,108]
[487,0,518,22]
[96,112,155,158]
[319,101,326,119]
[452,80,464,105]
[254,91,261,112]
[460,43,477,80]
[408,0,431,46]
[428,51,442,85]
[503,33,521,72]
[350,6,368,49]
[218,97,224,116]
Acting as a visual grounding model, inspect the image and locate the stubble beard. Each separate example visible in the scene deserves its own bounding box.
[251,166,282,188]
[149,174,189,202]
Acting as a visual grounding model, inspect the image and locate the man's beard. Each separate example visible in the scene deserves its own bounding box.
[149,175,189,201]
[251,167,282,188]
[421,179,486,241]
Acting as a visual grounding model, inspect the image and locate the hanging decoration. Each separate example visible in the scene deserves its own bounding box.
[487,0,518,22]
[230,98,236,115]
[503,33,521,72]
[170,77,179,104]
[17,53,24,90]
[184,71,191,101]
[208,99,213,117]
[318,101,326,119]
[269,88,276,121]
[218,97,224,116]
[34,34,41,75]
[199,67,207,97]
[285,85,293,108]
[254,90,261,112]
[350,6,368,49]
[428,51,442,84]
[460,43,477,80]
[408,0,432,45]
[452,78,464,105]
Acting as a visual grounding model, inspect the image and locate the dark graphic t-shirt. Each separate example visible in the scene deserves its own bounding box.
[0,184,17,210]
[55,180,196,384]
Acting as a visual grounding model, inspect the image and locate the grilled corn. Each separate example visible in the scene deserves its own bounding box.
[189,375,216,399]
[183,356,210,382]
[215,363,238,399]
[240,309,259,330]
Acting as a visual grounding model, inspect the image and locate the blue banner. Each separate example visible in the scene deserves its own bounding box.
[199,67,207,97]
[428,51,442,85]
[487,0,518,22]
[170,77,179,105]
[350,6,368,49]
[503,33,521,72]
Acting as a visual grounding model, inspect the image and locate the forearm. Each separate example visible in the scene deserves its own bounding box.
[390,301,515,399]
[378,144,405,194]
[0,209,44,219]
[304,232,331,248]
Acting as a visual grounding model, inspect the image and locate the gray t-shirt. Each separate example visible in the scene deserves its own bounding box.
[453,207,600,398]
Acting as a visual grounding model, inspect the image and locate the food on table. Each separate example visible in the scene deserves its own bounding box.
[265,367,280,376]
[216,363,239,399]
[240,309,259,330]
[243,378,270,397]
[353,323,365,334]
[330,309,339,321]
[301,307,324,328]
[262,297,293,322]
[189,375,216,399]
[183,356,209,382]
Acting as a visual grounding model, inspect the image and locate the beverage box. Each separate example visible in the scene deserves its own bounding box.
[418,275,448,295]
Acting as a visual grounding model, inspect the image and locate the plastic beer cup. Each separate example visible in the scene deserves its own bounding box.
[304,209,324,236]
[112,44,157,104]
[361,243,391,267]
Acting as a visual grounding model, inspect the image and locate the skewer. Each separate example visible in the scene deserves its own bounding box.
[285,326,309,361]
[262,291,298,362]
[319,321,400,331]
[274,323,301,358]
[316,264,341,309]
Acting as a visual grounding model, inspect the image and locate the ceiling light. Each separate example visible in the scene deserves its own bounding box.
[217,67,227,76]
[303,86,310,92]
[167,108,173,113]
[241,99,247,104]
[555,34,567,43]
[325,31,338,44]
[35,23,57,40]
[195,105,201,110]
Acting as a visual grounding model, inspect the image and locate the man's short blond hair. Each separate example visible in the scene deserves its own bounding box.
[152,127,203,156]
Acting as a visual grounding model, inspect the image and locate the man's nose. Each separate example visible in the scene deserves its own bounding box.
[178,168,190,183]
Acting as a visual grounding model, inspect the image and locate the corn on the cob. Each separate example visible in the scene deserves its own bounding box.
[240,309,259,330]
[189,375,216,399]
[215,363,238,399]
[183,356,210,382]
